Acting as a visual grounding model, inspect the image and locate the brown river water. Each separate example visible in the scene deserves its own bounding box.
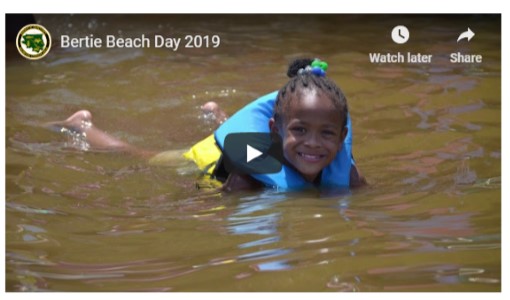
[5,14,501,292]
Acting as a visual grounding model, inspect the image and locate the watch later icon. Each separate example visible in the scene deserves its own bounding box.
[392,25,410,44]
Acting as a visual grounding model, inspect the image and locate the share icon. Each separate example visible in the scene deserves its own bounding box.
[457,28,475,43]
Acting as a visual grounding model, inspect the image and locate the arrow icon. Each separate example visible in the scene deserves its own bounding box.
[457,28,475,43]
[246,144,263,163]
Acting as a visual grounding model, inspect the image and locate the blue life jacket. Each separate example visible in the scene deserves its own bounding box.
[214,91,353,189]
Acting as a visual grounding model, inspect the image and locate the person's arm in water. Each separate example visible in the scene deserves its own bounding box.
[221,173,264,192]
[349,164,367,188]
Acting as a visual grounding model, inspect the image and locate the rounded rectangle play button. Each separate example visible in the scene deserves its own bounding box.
[223,132,283,174]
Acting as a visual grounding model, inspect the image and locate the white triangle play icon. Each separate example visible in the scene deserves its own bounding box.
[246,144,263,163]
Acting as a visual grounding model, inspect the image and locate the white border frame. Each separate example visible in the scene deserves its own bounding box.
[1,1,506,299]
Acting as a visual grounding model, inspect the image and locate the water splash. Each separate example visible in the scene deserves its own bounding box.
[59,123,91,151]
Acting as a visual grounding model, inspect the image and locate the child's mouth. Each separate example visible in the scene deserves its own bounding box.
[298,152,325,162]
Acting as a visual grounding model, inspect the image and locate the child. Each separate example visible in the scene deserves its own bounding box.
[46,58,366,191]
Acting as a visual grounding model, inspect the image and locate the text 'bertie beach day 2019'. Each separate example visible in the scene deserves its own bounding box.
[60,34,221,51]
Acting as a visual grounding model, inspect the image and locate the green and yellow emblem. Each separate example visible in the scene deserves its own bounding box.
[16,24,52,60]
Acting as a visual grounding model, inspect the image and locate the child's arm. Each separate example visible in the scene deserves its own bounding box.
[221,173,264,192]
[350,164,367,188]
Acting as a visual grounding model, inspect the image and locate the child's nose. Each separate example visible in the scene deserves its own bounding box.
[304,132,321,147]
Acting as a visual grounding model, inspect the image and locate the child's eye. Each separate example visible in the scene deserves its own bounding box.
[290,127,306,134]
[322,130,337,138]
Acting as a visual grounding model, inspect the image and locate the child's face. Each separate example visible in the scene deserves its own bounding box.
[271,90,347,182]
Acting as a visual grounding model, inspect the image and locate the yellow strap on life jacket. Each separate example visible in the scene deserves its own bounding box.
[182,134,221,175]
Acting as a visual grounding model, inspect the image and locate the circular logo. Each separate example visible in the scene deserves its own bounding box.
[16,24,52,60]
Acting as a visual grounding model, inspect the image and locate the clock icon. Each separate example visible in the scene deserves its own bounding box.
[391,25,410,44]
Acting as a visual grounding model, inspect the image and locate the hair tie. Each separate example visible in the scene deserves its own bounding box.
[297,58,328,77]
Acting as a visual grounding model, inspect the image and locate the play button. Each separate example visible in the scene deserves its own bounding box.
[246,144,263,163]
[223,132,283,174]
